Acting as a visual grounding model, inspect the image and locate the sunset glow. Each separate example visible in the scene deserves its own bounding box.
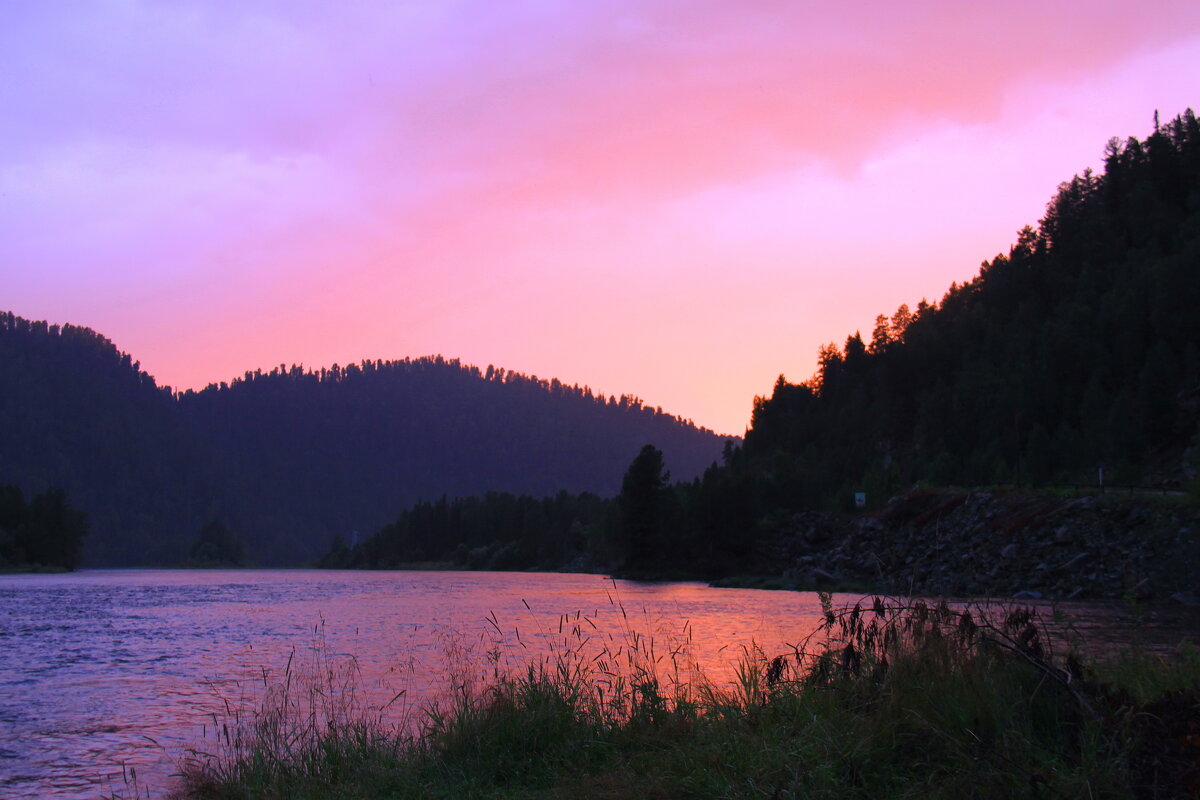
[4,1,1200,434]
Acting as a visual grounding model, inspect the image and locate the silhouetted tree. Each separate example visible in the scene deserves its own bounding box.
[618,445,674,570]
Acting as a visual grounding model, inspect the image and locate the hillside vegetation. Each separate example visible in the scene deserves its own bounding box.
[743,110,1200,507]
[0,316,730,565]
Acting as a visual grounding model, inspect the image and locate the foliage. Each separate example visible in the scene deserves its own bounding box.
[327,490,613,571]
[0,484,88,570]
[188,520,246,566]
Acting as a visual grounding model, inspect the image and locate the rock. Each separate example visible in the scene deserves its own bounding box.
[1128,578,1153,601]
[1012,589,1043,600]
[1170,591,1200,607]
[782,487,1196,601]
[1058,552,1090,570]
[786,567,839,588]
[813,567,839,582]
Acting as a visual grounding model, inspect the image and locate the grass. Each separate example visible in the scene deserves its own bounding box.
[168,596,1200,800]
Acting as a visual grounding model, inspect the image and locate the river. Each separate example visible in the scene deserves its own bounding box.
[0,569,1192,798]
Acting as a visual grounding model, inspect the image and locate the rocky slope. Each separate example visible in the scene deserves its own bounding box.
[759,489,1199,603]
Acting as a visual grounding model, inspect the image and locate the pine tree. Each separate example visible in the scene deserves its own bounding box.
[618,445,672,570]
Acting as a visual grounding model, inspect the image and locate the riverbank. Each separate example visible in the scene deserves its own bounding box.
[344,487,1198,606]
[165,597,1199,800]
[748,488,1200,603]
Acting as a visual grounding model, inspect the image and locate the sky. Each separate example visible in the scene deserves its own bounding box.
[3,1,1199,436]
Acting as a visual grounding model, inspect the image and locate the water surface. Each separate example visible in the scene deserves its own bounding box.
[0,569,1191,798]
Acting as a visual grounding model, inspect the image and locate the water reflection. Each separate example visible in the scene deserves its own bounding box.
[0,569,1194,799]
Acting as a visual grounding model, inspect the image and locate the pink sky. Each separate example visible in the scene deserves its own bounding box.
[3,1,1199,435]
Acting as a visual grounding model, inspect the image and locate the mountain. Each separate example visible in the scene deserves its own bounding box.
[174,358,731,563]
[0,314,733,565]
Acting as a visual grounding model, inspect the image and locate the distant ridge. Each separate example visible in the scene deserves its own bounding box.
[0,312,733,565]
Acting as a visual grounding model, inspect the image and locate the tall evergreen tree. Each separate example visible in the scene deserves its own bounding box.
[618,445,673,570]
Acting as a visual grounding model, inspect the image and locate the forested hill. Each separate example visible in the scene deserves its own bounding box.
[174,358,729,562]
[0,317,216,565]
[739,110,1200,511]
[0,313,732,565]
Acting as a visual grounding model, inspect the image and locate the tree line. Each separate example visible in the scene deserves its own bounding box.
[0,485,88,570]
